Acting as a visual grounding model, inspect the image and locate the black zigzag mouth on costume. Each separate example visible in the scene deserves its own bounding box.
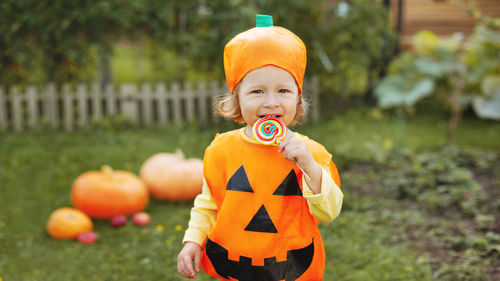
[205,239,314,281]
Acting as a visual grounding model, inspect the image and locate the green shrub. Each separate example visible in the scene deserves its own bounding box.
[380,147,495,215]
[89,114,134,131]
[1,0,396,96]
[374,13,500,144]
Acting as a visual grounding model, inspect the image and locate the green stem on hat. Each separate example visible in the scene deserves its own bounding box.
[256,14,273,27]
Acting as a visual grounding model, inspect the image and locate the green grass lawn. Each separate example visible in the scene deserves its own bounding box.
[111,44,215,84]
[0,111,498,280]
[304,109,500,167]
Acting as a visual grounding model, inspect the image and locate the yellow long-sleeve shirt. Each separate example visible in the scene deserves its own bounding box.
[183,129,344,247]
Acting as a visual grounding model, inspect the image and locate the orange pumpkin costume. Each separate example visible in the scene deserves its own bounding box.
[196,129,341,280]
[183,15,343,281]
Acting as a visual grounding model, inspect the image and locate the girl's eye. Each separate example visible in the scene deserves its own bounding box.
[251,89,263,94]
[279,89,290,94]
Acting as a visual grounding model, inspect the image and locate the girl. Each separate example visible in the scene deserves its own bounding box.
[177,15,343,280]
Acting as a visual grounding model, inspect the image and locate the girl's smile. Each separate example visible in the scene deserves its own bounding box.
[237,65,299,135]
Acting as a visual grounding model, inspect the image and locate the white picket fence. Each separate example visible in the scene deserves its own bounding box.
[0,77,319,131]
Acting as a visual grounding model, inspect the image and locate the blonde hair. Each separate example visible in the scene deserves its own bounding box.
[215,83,308,124]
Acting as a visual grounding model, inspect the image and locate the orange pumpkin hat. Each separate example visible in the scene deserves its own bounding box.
[224,14,307,94]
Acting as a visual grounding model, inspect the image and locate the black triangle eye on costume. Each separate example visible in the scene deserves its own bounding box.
[272,170,303,196]
[226,165,302,197]
[226,165,303,234]
[227,165,254,192]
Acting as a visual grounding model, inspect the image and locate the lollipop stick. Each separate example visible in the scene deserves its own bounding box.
[298,166,312,182]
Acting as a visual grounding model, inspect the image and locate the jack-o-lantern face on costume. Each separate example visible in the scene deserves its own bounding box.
[200,130,334,281]
[206,166,314,281]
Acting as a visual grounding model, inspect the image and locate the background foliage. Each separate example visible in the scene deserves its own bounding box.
[374,15,500,143]
[0,0,396,99]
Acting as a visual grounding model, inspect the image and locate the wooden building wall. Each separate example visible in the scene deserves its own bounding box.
[391,0,500,49]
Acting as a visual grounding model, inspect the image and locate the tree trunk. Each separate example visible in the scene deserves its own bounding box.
[99,48,112,91]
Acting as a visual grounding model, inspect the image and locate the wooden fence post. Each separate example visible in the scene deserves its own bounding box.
[77,84,88,129]
[171,82,182,124]
[120,84,138,125]
[156,82,168,126]
[63,84,74,131]
[197,81,208,125]
[45,83,58,128]
[11,86,22,131]
[27,86,38,129]
[105,84,116,115]
[0,87,6,130]
[185,81,195,122]
[141,83,153,127]
[91,83,102,122]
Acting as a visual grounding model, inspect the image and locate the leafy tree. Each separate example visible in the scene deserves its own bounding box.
[311,0,396,98]
[0,0,395,95]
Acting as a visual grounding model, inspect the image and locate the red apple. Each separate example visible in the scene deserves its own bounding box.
[110,215,127,228]
[77,231,98,245]
[132,212,151,226]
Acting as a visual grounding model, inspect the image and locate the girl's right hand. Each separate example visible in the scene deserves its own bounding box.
[177,242,202,279]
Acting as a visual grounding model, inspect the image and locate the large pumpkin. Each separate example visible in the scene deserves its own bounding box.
[140,152,203,201]
[46,207,93,239]
[72,166,149,219]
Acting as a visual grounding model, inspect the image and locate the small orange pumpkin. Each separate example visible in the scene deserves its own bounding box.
[46,207,93,239]
[140,152,203,201]
[71,166,149,219]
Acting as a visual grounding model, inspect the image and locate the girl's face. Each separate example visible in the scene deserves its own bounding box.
[237,65,299,128]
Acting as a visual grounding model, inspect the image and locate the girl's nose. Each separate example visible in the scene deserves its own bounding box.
[263,93,279,107]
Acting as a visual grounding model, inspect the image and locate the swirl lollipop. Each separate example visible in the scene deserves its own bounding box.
[252,116,311,181]
[252,117,287,145]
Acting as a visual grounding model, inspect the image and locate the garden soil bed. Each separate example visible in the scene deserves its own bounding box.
[345,163,500,280]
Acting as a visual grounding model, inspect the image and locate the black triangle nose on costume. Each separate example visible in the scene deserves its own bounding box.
[245,205,277,233]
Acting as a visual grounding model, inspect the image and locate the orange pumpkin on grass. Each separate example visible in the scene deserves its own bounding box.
[46,207,93,239]
[140,151,203,201]
[71,166,149,219]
